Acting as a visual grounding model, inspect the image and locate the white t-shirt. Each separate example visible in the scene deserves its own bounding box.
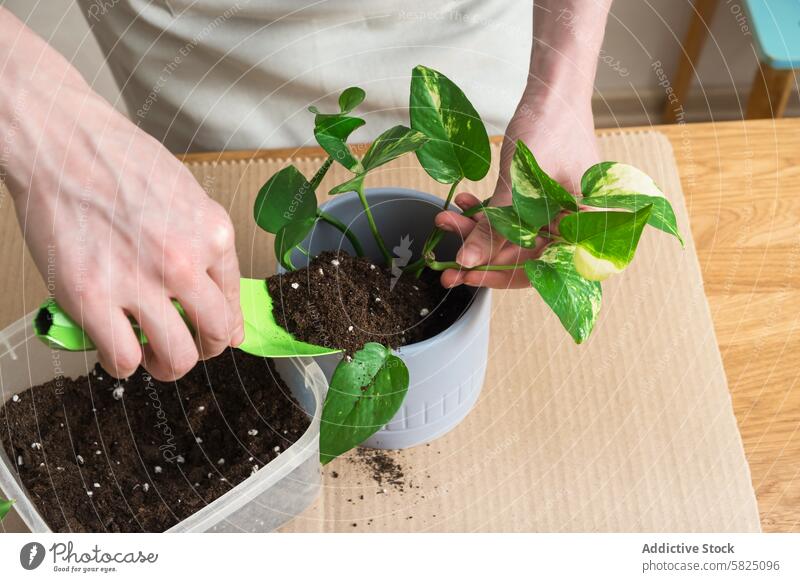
[78,1,532,152]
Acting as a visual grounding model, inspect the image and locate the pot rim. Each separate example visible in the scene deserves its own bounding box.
[317,187,492,356]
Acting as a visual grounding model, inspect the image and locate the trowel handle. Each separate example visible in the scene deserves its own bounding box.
[34,298,189,352]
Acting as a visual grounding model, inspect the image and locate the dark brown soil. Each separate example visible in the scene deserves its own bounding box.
[0,349,309,533]
[349,448,406,492]
[267,251,473,355]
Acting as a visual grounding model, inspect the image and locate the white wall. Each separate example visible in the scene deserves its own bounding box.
[599,0,759,92]
[1,0,796,125]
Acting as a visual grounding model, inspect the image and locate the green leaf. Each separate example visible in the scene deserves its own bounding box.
[482,206,539,249]
[559,206,652,272]
[314,115,365,172]
[581,161,683,245]
[410,65,491,183]
[320,343,409,464]
[338,86,366,113]
[361,125,428,171]
[307,86,366,117]
[274,216,317,271]
[524,244,602,344]
[329,173,365,196]
[512,141,578,226]
[0,498,14,521]
[254,166,317,234]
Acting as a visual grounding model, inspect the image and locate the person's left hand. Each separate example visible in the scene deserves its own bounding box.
[435,96,600,289]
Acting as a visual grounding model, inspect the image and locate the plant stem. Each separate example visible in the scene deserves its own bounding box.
[316,209,365,256]
[426,260,519,272]
[442,180,460,211]
[356,180,392,264]
[310,156,333,190]
[405,180,462,277]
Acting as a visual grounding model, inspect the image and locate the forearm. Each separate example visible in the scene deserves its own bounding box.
[525,0,612,106]
[0,8,118,200]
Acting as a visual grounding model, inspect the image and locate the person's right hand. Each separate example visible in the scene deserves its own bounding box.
[1,10,243,380]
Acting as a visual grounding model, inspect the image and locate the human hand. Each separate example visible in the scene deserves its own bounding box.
[3,55,243,380]
[435,95,600,288]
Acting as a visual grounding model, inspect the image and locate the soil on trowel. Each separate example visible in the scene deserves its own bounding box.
[0,349,310,532]
[267,251,474,355]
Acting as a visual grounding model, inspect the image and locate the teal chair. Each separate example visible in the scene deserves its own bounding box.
[665,0,800,122]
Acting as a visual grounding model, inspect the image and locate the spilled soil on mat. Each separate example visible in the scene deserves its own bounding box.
[267,251,474,355]
[0,349,309,532]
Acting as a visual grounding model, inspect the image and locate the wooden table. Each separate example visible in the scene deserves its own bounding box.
[630,119,799,533]
[2,119,798,531]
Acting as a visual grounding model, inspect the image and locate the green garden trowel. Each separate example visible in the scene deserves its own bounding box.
[33,278,341,358]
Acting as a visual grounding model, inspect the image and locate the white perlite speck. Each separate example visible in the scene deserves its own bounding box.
[197,406,205,412]
[331,259,340,267]
[87,491,93,497]
[348,325,354,332]
[16,455,23,466]
[375,297,381,302]
[273,446,281,453]
[247,429,258,436]
[291,282,299,289]
[95,450,102,455]
[76,455,85,465]
[419,308,430,316]
[154,465,163,474]
[369,264,376,270]
[195,437,203,444]
[143,483,150,493]
[217,458,225,465]
[318,268,324,276]
[251,465,259,476]
[176,455,185,464]
[31,442,42,450]
[93,482,100,488]
[11,394,19,402]
[112,386,125,400]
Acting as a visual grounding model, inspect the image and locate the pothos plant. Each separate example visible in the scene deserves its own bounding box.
[254,65,682,465]
[0,497,13,521]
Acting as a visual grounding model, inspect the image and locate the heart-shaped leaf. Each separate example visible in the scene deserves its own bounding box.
[361,125,428,171]
[314,114,365,172]
[510,141,564,231]
[0,498,14,521]
[410,65,491,184]
[559,206,652,274]
[525,243,602,344]
[308,86,367,117]
[338,86,366,114]
[274,216,317,271]
[320,343,409,464]
[482,206,540,249]
[254,166,317,234]
[512,141,578,226]
[581,161,683,245]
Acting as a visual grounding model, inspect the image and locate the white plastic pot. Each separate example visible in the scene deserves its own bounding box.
[288,188,492,449]
[0,313,326,533]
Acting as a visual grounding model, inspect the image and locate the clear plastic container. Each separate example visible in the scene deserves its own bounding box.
[0,312,325,533]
